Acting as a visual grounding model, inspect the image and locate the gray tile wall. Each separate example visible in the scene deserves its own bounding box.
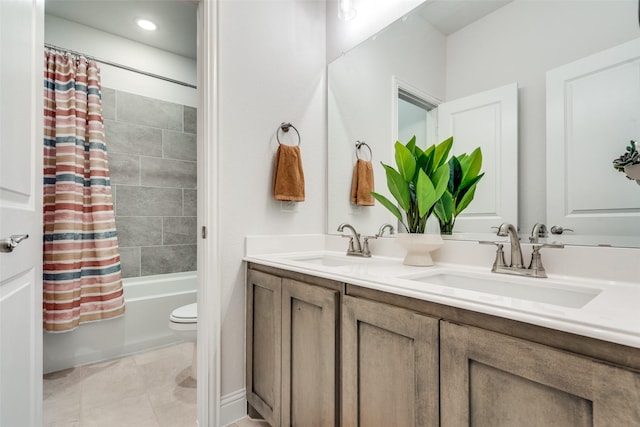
[103,87,197,278]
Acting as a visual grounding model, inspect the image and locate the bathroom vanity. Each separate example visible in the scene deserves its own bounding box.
[244,236,640,427]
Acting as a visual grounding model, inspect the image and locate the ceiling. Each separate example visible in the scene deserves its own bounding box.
[417,0,513,35]
[45,0,198,59]
[44,0,511,62]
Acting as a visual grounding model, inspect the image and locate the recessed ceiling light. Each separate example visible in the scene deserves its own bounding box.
[136,19,157,31]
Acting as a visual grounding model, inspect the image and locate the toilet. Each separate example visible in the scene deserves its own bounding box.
[169,303,197,378]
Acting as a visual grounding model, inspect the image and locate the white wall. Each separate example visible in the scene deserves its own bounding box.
[219,0,433,405]
[328,13,446,235]
[45,14,197,107]
[218,0,327,397]
[326,0,424,62]
[446,0,638,233]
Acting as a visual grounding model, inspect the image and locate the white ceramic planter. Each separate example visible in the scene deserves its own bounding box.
[396,233,444,266]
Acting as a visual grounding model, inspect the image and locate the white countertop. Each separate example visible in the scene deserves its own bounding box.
[244,234,640,350]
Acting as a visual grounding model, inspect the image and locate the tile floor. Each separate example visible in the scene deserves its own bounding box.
[225,416,271,427]
[43,342,197,427]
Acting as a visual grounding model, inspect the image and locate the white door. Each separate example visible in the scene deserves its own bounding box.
[438,83,518,233]
[0,0,44,426]
[546,38,640,238]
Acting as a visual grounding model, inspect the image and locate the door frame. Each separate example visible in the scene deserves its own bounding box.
[196,0,220,426]
[32,0,220,425]
[391,75,442,149]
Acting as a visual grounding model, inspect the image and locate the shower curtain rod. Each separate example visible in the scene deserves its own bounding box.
[45,43,197,89]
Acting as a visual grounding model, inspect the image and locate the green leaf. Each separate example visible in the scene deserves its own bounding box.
[382,163,411,211]
[448,157,463,195]
[405,135,417,155]
[458,172,484,196]
[460,147,483,188]
[435,191,454,223]
[416,148,430,176]
[432,163,450,201]
[394,142,416,183]
[370,192,405,225]
[416,169,437,217]
[456,182,478,215]
[422,144,436,176]
[434,136,453,168]
[423,144,435,158]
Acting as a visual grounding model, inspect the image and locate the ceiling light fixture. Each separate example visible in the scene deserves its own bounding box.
[338,0,356,21]
[136,18,157,31]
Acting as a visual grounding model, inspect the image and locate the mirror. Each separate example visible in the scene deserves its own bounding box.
[327,0,640,247]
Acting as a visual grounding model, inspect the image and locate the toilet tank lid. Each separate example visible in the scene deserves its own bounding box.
[171,303,197,321]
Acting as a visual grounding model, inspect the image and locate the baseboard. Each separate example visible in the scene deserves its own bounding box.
[220,388,246,426]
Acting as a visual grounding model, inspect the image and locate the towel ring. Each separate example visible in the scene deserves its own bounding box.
[277,122,301,146]
[355,141,372,161]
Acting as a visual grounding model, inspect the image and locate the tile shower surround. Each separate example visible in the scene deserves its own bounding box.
[103,88,197,278]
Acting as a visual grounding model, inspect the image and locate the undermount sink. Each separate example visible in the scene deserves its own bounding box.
[404,272,601,309]
[289,254,372,267]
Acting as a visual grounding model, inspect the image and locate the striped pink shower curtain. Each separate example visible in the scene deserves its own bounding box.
[43,51,125,332]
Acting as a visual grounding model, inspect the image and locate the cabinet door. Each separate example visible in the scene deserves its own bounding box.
[441,321,640,427]
[282,279,339,427]
[342,295,439,427]
[246,270,282,427]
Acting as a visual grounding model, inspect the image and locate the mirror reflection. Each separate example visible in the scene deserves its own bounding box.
[328,0,640,247]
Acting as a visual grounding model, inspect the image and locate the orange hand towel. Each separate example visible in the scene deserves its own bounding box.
[350,159,375,206]
[273,144,305,201]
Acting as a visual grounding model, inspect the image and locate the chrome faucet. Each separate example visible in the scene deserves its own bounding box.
[481,222,564,278]
[497,223,524,268]
[529,223,548,243]
[337,223,365,256]
[358,223,396,257]
[376,223,395,238]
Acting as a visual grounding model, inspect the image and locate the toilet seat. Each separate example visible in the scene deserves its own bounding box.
[170,303,197,326]
[168,303,198,378]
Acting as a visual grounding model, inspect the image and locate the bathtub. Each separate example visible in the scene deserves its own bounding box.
[43,271,197,374]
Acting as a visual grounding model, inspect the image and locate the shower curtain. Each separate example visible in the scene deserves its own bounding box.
[43,50,125,332]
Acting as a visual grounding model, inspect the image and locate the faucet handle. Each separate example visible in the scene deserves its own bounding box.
[341,234,356,252]
[528,246,546,277]
[527,242,564,277]
[362,236,375,257]
[341,234,356,253]
[478,240,501,246]
[550,225,574,235]
[479,241,507,270]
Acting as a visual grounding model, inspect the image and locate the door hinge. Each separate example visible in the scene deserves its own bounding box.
[201,226,207,239]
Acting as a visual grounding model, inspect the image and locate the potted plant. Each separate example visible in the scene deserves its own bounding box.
[370,136,451,265]
[613,140,640,183]
[434,147,485,234]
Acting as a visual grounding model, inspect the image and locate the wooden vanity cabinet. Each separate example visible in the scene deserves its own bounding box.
[246,269,281,426]
[440,321,640,427]
[247,266,640,427]
[341,295,440,427]
[346,285,640,427]
[246,267,340,427]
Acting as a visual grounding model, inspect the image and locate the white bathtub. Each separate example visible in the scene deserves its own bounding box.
[43,271,197,374]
